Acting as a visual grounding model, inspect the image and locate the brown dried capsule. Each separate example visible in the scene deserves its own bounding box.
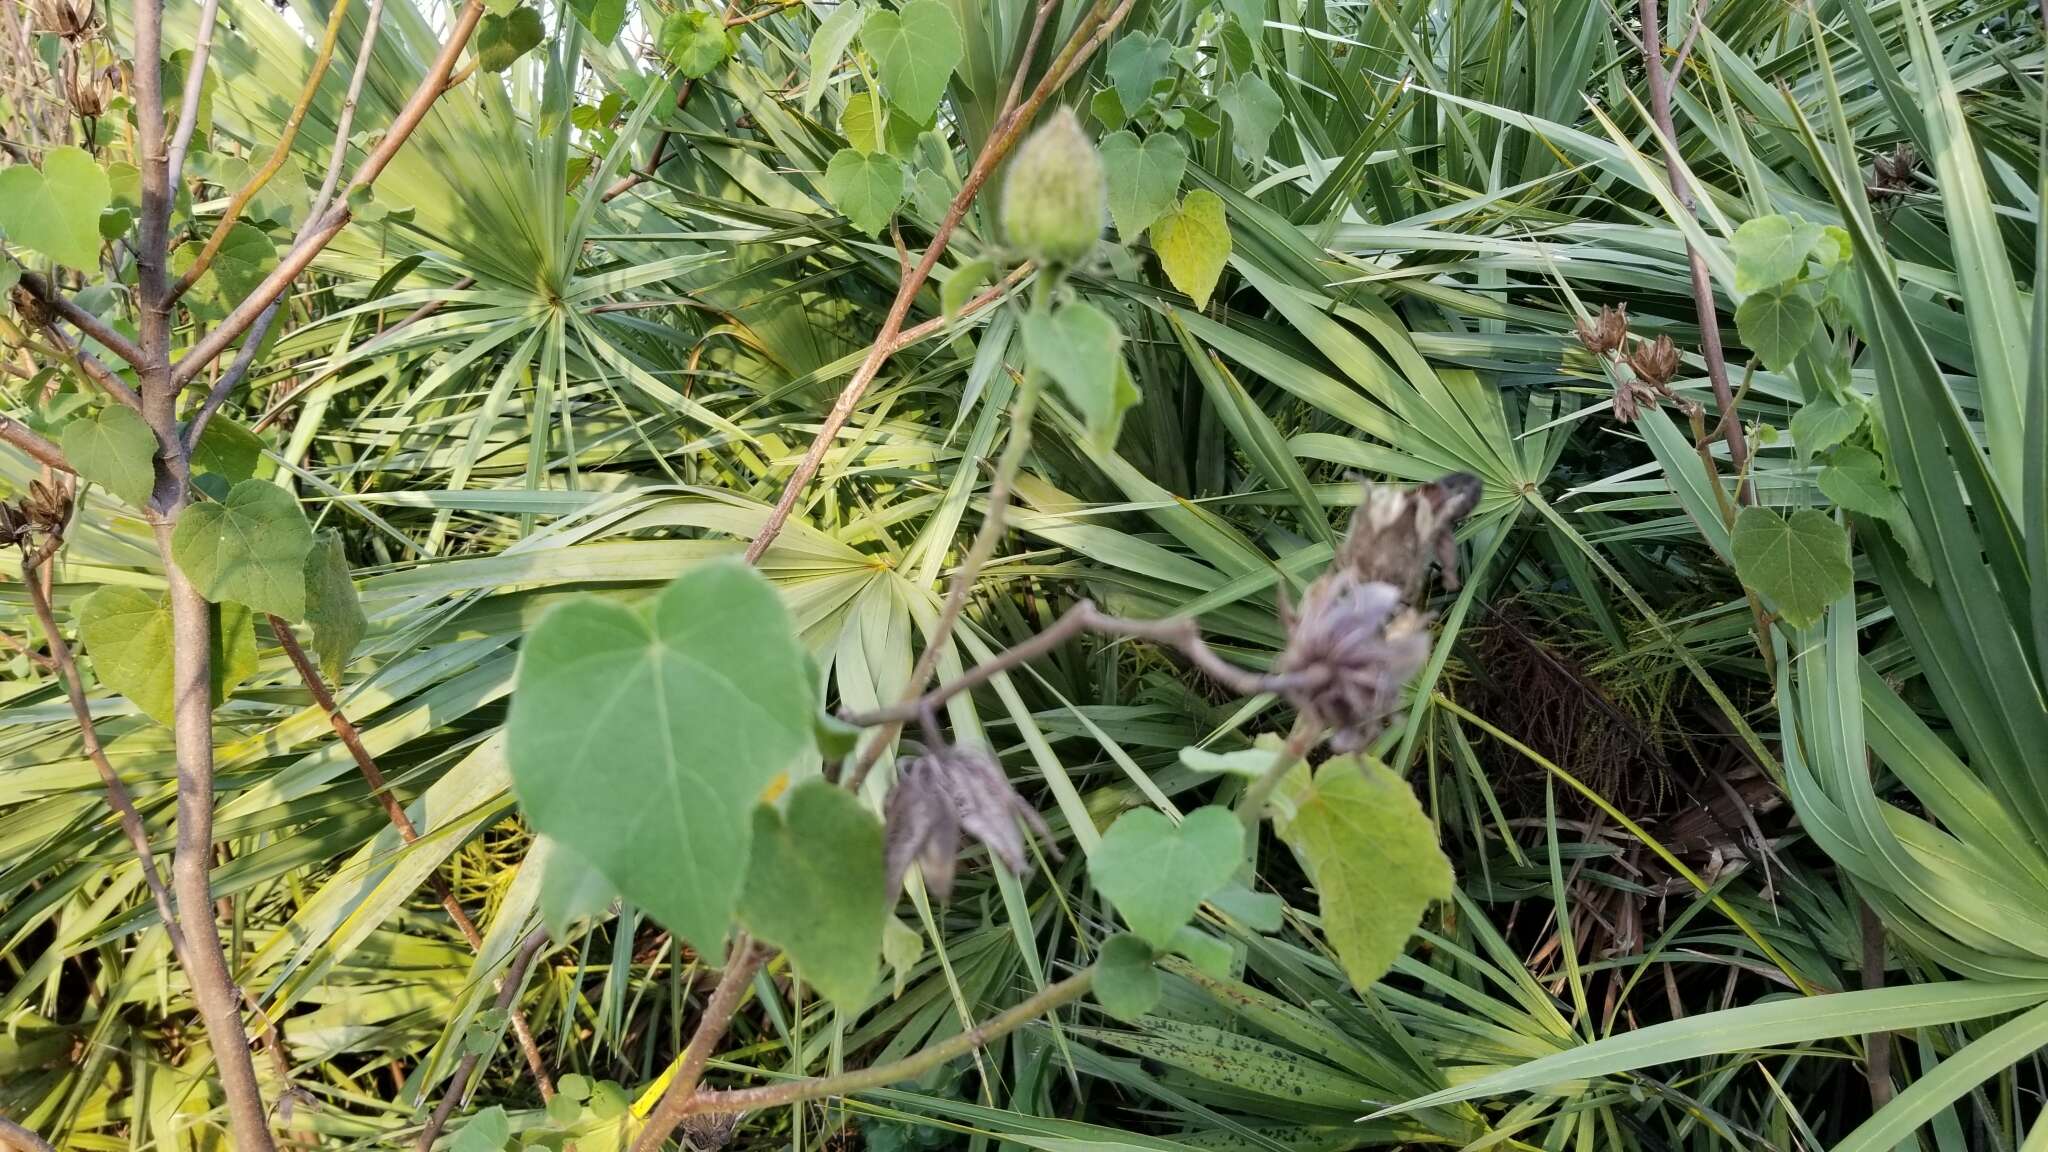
[1624,334,1682,388]
[22,478,71,535]
[30,0,97,38]
[0,501,32,547]
[1335,473,1482,598]
[1574,304,1629,357]
[64,58,118,118]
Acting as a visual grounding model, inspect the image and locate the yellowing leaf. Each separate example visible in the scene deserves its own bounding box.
[1152,189,1230,309]
[1277,755,1452,991]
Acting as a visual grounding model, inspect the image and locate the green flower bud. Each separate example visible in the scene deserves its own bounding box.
[1000,108,1105,268]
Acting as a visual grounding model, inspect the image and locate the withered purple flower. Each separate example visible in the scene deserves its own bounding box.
[884,744,1052,899]
[1275,571,1431,752]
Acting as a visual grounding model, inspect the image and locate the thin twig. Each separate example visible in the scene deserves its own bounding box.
[168,0,355,305]
[183,0,389,450]
[414,927,554,1152]
[0,415,69,473]
[1637,0,1749,503]
[19,548,185,957]
[628,939,766,1152]
[170,0,488,387]
[741,0,1135,564]
[0,1117,60,1152]
[268,619,554,1098]
[843,601,1282,735]
[164,0,223,190]
[1860,901,1894,1109]
[681,967,1094,1117]
[600,80,694,203]
[1233,711,1319,824]
[14,270,151,381]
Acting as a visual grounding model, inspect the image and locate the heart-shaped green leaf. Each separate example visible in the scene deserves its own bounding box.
[80,587,256,727]
[1152,189,1230,309]
[660,10,733,78]
[1790,395,1864,458]
[476,7,544,73]
[860,0,961,122]
[302,531,365,683]
[738,779,886,1011]
[0,146,110,270]
[1277,755,1452,991]
[61,404,157,508]
[822,148,904,236]
[1735,282,1817,372]
[1731,214,1824,294]
[1106,32,1173,114]
[1089,805,1243,949]
[1218,75,1282,165]
[1818,445,1903,520]
[171,479,316,620]
[507,561,815,957]
[1731,505,1851,629]
[1093,933,1160,1022]
[1022,300,1138,449]
[1099,130,1186,242]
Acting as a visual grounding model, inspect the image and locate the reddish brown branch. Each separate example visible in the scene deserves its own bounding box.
[268,618,553,1099]
[1637,0,1750,503]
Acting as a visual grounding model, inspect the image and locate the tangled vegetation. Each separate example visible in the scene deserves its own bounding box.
[1,0,2045,1150]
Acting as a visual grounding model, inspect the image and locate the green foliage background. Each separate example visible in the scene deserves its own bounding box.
[2,0,2046,1149]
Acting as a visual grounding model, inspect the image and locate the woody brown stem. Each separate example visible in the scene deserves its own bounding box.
[1637,0,1750,503]
[267,618,553,1100]
[414,927,554,1152]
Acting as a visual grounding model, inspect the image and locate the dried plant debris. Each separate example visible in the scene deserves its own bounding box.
[1277,472,1480,748]
[884,743,1053,898]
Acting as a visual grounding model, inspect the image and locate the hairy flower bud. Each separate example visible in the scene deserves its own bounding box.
[999,108,1105,268]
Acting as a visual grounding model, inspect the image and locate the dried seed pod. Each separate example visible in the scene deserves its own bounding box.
[1574,304,1628,357]
[998,107,1105,268]
[63,57,118,118]
[680,1112,742,1150]
[1335,472,1482,598]
[1275,571,1431,752]
[30,0,97,38]
[10,284,56,331]
[23,478,71,534]
[884,744,1052,899]
[1624,334,1682,389]
[0,501,32,547]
